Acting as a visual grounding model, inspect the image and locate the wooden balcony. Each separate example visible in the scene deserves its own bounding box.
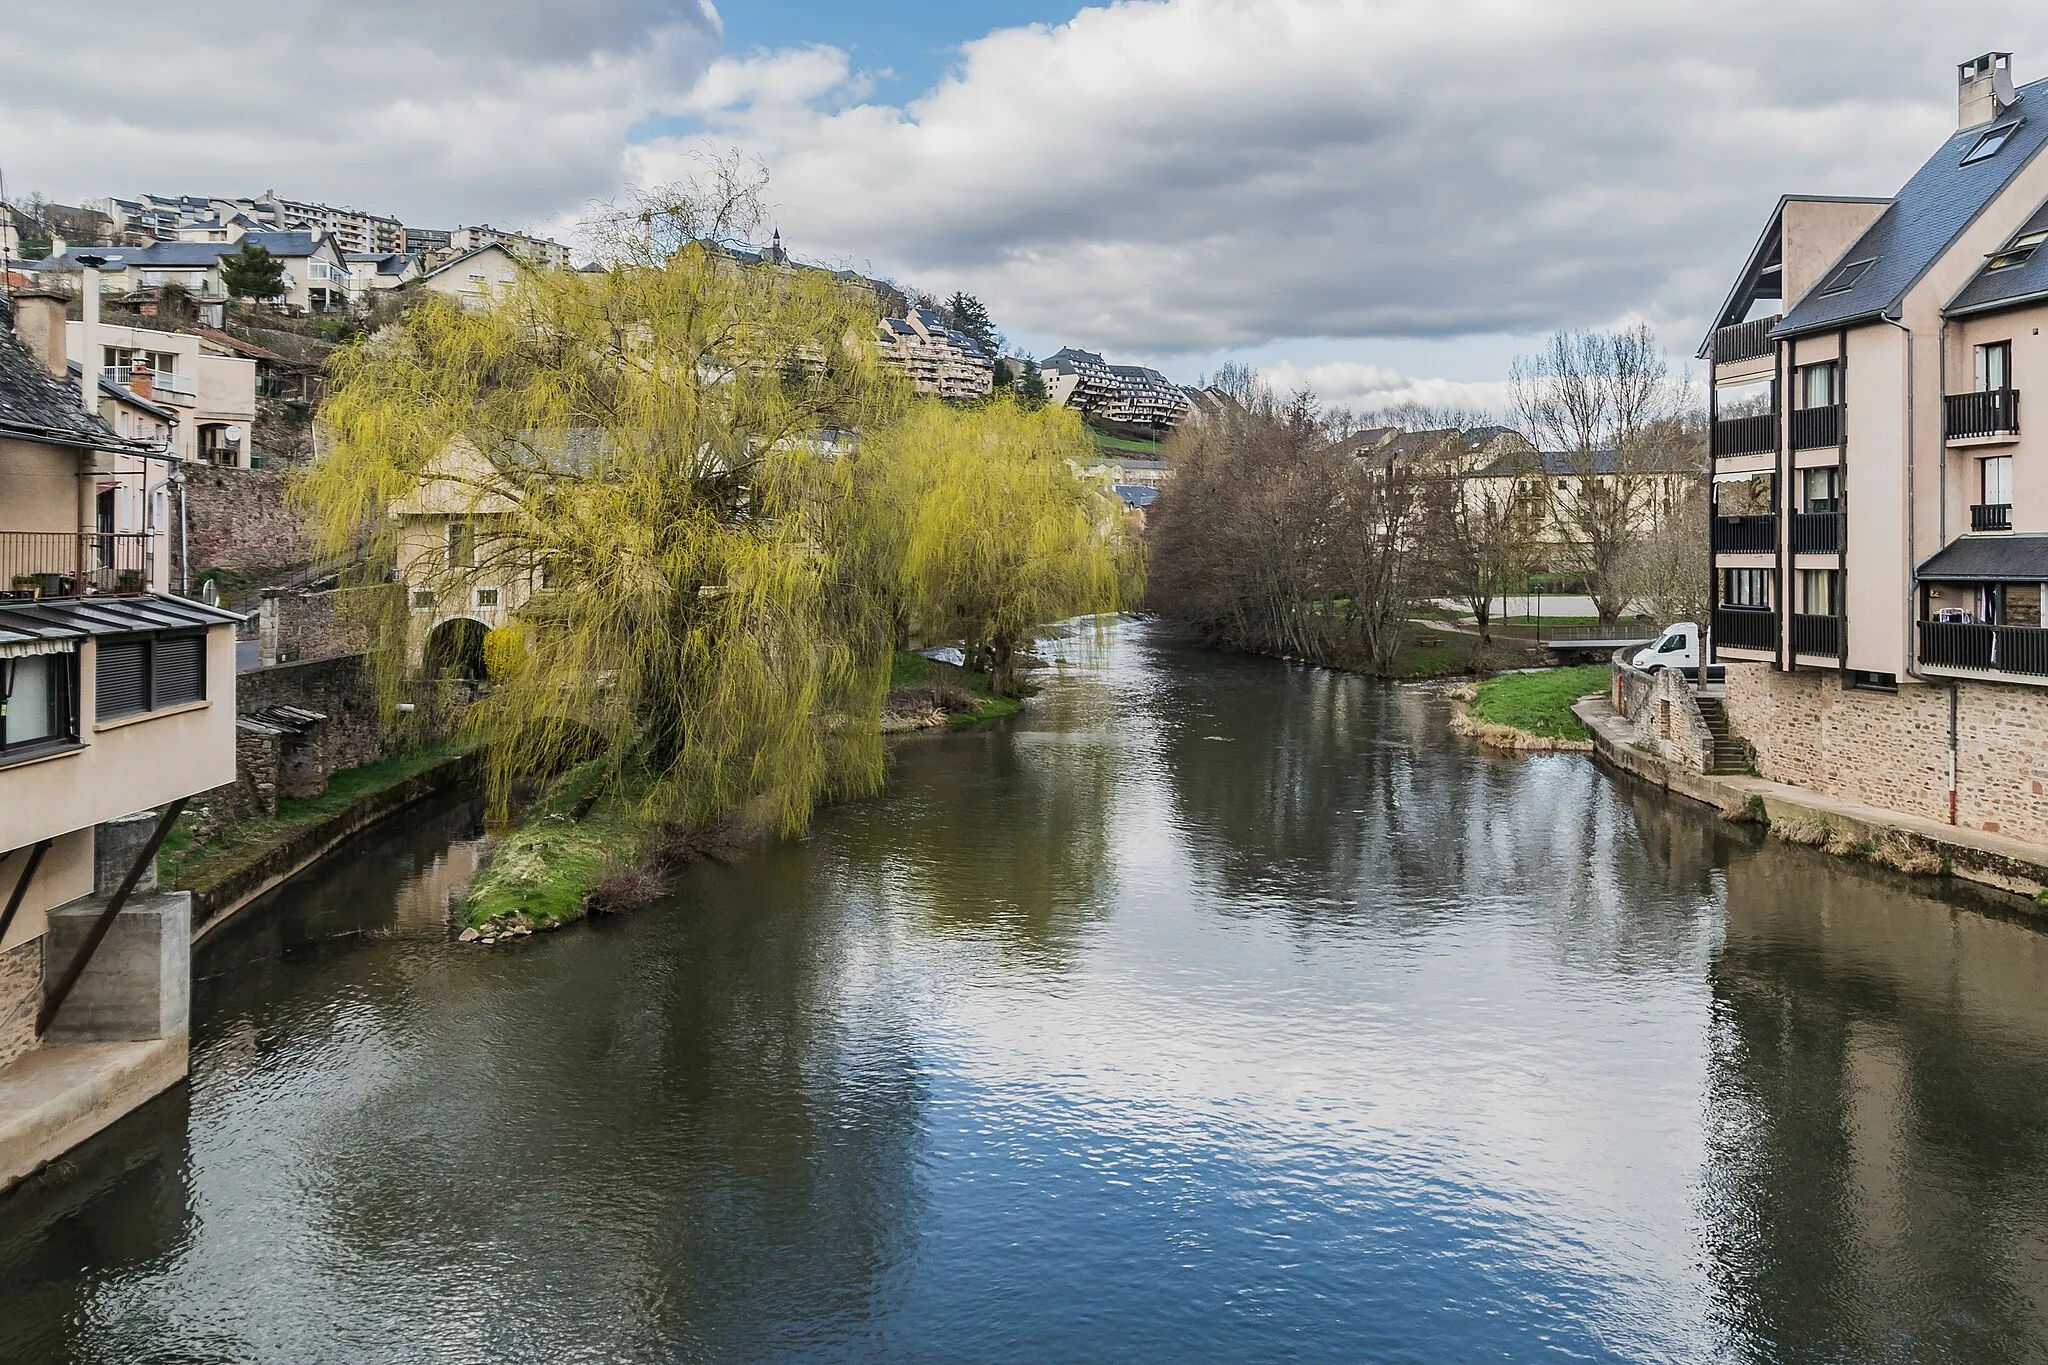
[1971,503,2012,532]
[1789,404,1844,451]
[1714,606,1778,652]
[1943,388,2019,442]
[1920,620,2048,677]
[0,532,152,599]
[1712,413,1777,458]
[1791,613,1843,658]
[1712,315,1779,366]
[1790,510,1843,554]
[1712,514,1777,554]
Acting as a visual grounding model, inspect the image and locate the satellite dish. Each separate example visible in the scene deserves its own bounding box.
[225,425,245,444]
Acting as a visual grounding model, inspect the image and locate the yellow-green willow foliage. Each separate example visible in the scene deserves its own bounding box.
[295,228,910,833]
[866,399,1136,695]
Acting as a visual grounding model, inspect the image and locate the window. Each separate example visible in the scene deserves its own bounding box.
[1798,568,1840,616]
[2,652,77,752]
[475,587,500,608]
[1818,259,1876,296]
[1962,121,2022,165]
[1801,465,1841,513]
[1983,454,2013,506]
[1723,568,1772,608]
[95,633,206,721]
[1798,361,1841,409]
[411,588,435,610]
[1988,232,2047,270]
[1976,340,2013,391]
[1851,670,1898,692]
[446,520,474,569]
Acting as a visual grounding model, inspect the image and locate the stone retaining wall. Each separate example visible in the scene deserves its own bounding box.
[1722,665,2048,843]
[0,939,39,1069]
[182,466,310,579]
[1611,663,1712,774]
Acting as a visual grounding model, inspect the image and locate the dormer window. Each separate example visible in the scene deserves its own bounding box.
[1818,258,1876,296]
[1963,121,2022,164]
[1989,231,2048,270]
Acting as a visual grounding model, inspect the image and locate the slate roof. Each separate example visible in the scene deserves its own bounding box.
[68,361,177,424]
[1916,531,2048,581]
[34,231,331,273]
[1776,79,2048,337]
[1474,448,1697,478]
[1112,484,1159,509]
[0,593,244,652]
[1946,195,2048,315]
[0,298,127,450]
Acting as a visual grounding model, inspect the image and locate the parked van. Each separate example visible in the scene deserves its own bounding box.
[1632,622,1700,672]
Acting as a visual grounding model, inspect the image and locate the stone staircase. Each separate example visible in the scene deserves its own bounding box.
[1694,695,1748,774]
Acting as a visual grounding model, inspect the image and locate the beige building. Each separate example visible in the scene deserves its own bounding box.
[66,321,259,467]
[1040,348,1193,429]
[0,291,241,1185]
[419,243,524,310]
[449,225,573,271]
[1703,52,2048,841]
[877,308,994,401]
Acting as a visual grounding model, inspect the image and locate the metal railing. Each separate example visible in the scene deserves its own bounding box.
[1714,606,1778,652]
[1712,316,1780,365]
[99,367,197,403]
[1712,413,1777,458]
[1790,403,1844,450]
[1943,388,2020,440]
[1919,620,2048,676]
[1971,503,2012,532]
[1712,514,1777,554]
[1791,510,1844,553]
[1791,613,1843,657]
[0,532,152,598]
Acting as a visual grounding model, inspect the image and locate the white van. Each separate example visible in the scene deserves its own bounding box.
[1632,622,1700,672]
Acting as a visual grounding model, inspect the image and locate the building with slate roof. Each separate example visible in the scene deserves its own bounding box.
[1700,51,2048,844]
[1041,348,1193,430]
[26,231,352,314]
[875,308,993,402]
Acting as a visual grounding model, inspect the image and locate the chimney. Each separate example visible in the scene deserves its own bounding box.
[127,360,154,401]
[8,289,70,379]
[1960,52,2017,131]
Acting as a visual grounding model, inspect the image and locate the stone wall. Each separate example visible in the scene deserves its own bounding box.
[241,655,383,799]
[259,586,379,667]
[1613,664,1712,773]
[1723,665,2048,841]
[0,937,39,1069]
[182,466,310,581]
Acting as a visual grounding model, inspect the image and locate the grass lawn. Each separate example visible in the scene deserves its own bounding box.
[1091,433,1163,456]
[463,760,655,927]
[1384,625,1550,680]
[1465,665,1612,741]
[890,650,1024,723]
[159,738,474,892]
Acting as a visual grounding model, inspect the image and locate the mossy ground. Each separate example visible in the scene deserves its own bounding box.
[1464,665,1612,742]
[889,651,1026,723]
[462,761,657,928]
[158,739,474,893]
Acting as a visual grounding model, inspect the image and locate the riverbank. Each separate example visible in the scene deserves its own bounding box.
[1449,665,1607,752]
[1573,695,2048,902]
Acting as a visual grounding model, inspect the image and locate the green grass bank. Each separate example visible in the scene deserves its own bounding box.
[1464,665,1612,742]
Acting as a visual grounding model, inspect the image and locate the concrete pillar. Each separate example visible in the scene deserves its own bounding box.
[93,811,160,896]
[41,891,190,1044]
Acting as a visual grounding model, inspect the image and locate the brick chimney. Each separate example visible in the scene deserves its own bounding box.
[1960,52,2016,131]
[8,288,70,379]
[126,360,154,401]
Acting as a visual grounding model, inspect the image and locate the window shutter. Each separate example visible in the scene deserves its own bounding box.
[96,639,149,719]
[154,635,206,707]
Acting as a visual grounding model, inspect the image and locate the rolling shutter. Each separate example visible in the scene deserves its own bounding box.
[96,639,149,719]
[153,634,205,707]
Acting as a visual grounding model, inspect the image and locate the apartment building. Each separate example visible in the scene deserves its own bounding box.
[34,231,353,314]
[449,224,573,271]
[1703,52,2048,841]
[66,321,259,468]
[0,292,241,1185]
[1041,348,1193,429]
[877,309,995,401]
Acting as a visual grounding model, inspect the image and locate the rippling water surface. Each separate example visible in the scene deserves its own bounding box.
[5,620,2048,1362]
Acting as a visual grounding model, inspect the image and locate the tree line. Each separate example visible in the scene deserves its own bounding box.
[1146,324,1707,671]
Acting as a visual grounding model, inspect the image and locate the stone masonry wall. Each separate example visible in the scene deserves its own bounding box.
[1722,664,2048,842]
[1613,664,1712,773]
[183,466,310,580]
[240,654,383,799]
[0,937,40,1069]
[259,586,378,667]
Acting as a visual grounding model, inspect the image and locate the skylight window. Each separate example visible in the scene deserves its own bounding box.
[1817,258,1876,296]
[1989,231,2048,270]
[1963,121,2023,164]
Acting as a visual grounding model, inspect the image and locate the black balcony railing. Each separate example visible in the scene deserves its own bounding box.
[1714,606,1778,652]
[1712,514,1777,554]
[1943,388,2020,440]
[1711,412,1778,458]
[1971,503,2012,532]
[0,531,152,598]
[1791,613,1844,657]
[1790,510,1844,554]
[1712,315,1780,366]
[1790,403,1845,451]
[1919,620,2048,676]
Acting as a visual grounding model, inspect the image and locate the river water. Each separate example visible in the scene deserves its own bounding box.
[4,620,2048,1363]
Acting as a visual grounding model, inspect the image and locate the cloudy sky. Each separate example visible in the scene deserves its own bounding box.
[8,2,2048,411]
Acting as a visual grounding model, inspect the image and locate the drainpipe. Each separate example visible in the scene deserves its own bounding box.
[1882,313,1924,682]
[1949,681,1960,824]
[76,257,104,595]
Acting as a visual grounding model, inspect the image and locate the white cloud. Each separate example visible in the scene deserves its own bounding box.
[638,0,2048,358]
[0,0,722,231]
[1257,361,1516,419]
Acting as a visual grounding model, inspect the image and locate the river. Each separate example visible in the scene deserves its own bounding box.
[4,619,2048,1363]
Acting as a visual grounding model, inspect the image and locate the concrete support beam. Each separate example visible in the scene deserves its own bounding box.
[41,891,190,1045]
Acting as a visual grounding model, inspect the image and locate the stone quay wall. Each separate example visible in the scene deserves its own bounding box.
[1613,663,1712,774]
[1722,665,2048,843]
[0,938,40,1069]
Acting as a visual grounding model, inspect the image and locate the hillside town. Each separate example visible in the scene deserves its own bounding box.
[7,30,2048,1364]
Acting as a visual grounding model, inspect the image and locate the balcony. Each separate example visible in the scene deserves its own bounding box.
[1920,620,2048,677]
[1712,514,1777,554]
[1791,613,1844,658]
[1712,413,1777,458]
[1714,606,1778,652]
[1789,404,1844,451]
[1971,503,2012,532]
[1791,510,1844,554]
[100,367,197,405]
[1944,388,2019,442]
[1712,315,1780,366]
[1,532,152,598]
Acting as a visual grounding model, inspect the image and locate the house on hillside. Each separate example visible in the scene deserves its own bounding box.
[345,252,420,303]
[876,308,993,401]
[419,243,523,310]
[30,231,352,313]
[65,321,259,468]
[1697,50,2048,841]
[1041,348,1192,429]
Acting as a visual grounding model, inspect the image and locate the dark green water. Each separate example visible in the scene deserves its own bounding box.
[4,619,2048,1362]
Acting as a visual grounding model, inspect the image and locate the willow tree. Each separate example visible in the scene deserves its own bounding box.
[865,399,1133,696]
[295,174,910,833]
